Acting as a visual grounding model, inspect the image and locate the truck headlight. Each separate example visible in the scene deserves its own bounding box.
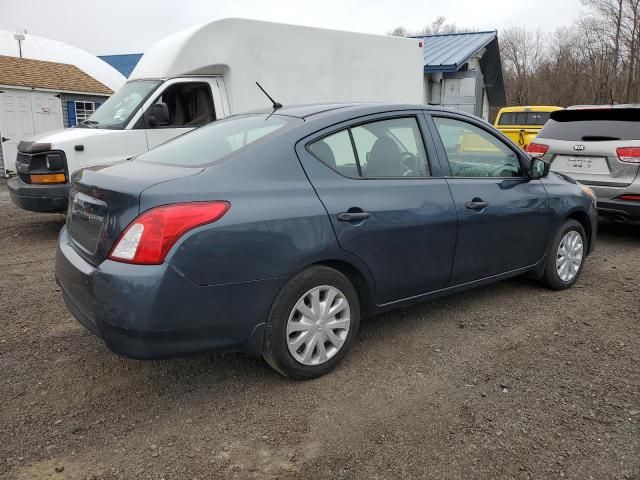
[46,153,64,171]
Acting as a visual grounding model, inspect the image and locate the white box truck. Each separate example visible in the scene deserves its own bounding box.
[7,18,425,213]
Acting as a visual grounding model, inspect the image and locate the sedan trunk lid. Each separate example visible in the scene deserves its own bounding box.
[67,160,203,265]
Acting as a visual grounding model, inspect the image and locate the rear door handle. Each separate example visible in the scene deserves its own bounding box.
[1,137,9,143]
[465,199,489,211]
[337,212,371,222]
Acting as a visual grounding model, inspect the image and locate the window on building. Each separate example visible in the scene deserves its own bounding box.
[75,101,96,123]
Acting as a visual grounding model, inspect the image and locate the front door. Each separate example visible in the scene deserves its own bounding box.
[429,114,552,285]
[0,90,35,174]
[297,113,458,305]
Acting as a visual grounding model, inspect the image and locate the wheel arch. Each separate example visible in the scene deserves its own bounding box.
[565,209,592,254]
[311,259,376,318]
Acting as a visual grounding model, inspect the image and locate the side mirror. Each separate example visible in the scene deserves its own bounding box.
[144,103,170,127]
[528,157,550,179]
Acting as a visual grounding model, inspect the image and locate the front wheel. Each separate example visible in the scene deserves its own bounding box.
[263,266,360,380]
[541,219,587,290]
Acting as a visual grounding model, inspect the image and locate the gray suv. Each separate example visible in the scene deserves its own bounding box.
[527,106,640,222]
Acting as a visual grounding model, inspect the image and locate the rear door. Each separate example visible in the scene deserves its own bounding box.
[296,112,458,305]
[428,113,551,285]
[539,108,640,187]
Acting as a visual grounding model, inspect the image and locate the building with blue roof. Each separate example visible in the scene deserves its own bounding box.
[416,31,505,121]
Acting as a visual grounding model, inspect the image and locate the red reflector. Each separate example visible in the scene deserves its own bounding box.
[616,194,640,202]
[109,201,230,265]
[525,143,549,158]
[617,147,640,163]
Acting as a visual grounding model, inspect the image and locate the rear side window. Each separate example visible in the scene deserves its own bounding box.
[308,117,430,178]
[539,109,640,141]
[498,111,552,126]
[137,114,295,167]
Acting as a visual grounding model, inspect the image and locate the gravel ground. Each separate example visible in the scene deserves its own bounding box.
[0,180,639,480]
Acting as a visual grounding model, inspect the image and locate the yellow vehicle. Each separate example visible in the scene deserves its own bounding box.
[494,106,563,150]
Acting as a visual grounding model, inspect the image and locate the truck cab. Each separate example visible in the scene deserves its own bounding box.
[8,76,229,212]
[494,106,563,151]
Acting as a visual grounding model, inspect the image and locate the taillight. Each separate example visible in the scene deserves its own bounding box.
[616,194,640,202]
[526,143,549,158]
[617,147,640,164]
[109,201,230,265]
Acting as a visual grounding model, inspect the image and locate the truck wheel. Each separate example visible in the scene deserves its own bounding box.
[263,266,360,380]
[541,219,586,290]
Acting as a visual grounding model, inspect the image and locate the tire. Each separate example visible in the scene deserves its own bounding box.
[263,266,360,380]
[541,219,587,290]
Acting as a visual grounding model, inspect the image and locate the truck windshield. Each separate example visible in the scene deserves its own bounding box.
[81,80,160,129]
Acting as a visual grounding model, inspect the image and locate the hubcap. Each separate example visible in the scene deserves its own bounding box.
[286,286,351,366]
[556,230,584,282]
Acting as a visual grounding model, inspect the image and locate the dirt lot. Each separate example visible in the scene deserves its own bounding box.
[0,181,639,480]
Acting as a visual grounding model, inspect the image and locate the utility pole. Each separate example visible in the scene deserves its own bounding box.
[14,30,26,58]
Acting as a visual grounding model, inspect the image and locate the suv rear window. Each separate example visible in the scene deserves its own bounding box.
[498,111,552,126]
[538,108,640,141]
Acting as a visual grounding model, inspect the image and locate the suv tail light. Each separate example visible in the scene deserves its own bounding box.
[109,201,230,265]
[616,147,640,164]
[525,143,549,158]
[616,194,640,202]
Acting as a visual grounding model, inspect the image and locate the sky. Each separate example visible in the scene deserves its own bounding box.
[0,0,585,55]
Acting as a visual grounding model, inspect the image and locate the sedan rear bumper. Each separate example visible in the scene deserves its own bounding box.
[55,227,282,359]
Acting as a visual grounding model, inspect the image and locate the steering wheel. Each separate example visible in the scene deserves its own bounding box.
[489,165,514,177]
[400,153,418,176]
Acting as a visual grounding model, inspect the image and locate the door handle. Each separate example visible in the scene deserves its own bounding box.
[337,211,371,222]
[465,199,489,211]
[1,137,9,143]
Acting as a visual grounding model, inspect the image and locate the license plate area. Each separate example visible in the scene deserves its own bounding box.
[68,192,107,255]
[551,156,610,175]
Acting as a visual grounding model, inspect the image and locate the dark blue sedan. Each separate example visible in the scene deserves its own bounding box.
[55,104,597,379]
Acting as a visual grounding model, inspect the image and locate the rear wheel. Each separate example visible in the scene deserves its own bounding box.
[263,266,360,379]
[541,219,587,290]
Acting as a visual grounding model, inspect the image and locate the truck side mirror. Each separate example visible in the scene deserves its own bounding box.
[144,103,170,128]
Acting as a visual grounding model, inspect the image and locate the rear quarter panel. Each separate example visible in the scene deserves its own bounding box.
[138,130,375,289]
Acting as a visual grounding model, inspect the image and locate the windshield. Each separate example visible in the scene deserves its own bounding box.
[136,114,298,167]
[81,80,160,129]
[498,111,552,126]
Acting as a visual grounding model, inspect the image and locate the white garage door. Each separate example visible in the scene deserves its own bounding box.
[0,89,63,174]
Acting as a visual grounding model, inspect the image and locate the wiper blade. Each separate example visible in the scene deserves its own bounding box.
[581,135,620,141]
[81,119,100,128]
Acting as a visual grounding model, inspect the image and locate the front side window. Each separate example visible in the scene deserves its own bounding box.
[308,117,430,178]
[137,114,296,167]
[434,117,523,178]
[74,101,95,123]
[148,82,215,128]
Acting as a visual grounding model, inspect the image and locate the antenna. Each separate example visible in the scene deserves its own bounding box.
[256,82,282,110]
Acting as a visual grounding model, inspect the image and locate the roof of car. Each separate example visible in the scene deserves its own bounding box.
[242,102,477,121]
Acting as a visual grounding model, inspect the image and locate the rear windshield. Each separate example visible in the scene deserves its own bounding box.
[498,111,552,126]
[136,114,297,167]
[538,109,640,141]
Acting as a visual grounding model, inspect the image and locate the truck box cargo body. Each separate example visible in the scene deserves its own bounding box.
[8,19,425,213]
